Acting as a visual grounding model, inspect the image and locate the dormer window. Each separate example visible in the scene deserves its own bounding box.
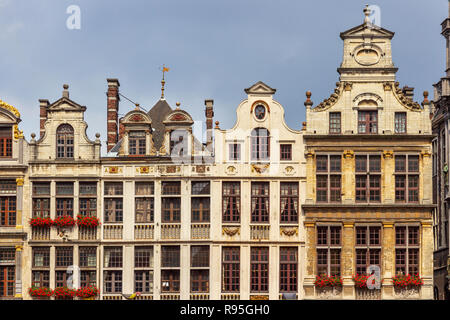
[129,131,146,155]
[56,124,74,159]
[170,130,188,157]
[251,128,270,161]
[0,127,12,158]
[358,111,377,134]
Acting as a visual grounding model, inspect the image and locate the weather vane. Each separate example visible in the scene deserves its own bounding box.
[159,64,170,99]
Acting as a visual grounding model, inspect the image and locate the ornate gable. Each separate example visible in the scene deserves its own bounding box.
[244,81,276,95]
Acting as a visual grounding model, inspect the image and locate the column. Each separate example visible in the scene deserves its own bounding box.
[303,222,315,298]
[269,245,278,300]
[123,245,133,295]
[342,151,354,204]
[180,244,190,299]
[210,244,221,300]
[15,245,23,299]
[15,178,24,230]
[383,151,394,204]
[305,152,314,204]
[153,244,161,300]
[382,222,394,299]
[421,221,433,299]
[342,222,354,298]
[241,245,250,299]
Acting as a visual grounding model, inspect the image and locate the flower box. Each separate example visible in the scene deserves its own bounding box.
[392,274,423,288]
[76,286,99,299]
[53,216,76,228]
[76,215,100,228]
[29,287,53,297]
[54,286,76,299]
[29,217,54,227]
[314,275,343,288]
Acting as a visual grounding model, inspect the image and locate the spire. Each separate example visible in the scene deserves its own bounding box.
[160,64,170,100]
[363,4,371,25]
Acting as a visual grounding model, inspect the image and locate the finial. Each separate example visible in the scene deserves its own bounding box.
[302,122,307,131]
[304,91,313,108]
[215,121,220,129]
[422,91,429,104]
[62,84,69,98]
[135,103,140,110]
[176,102,180,109]
[160,64,170,99]
[363,4,371,25]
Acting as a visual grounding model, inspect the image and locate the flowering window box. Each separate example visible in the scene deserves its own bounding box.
[76,286,99,299]
[76,215,100,228]
[392,274,423,288]
[29,287,53,298]
[314,275,343,288]
[54,286,76,299]
[29,217,54,227]
[53,216,76,228]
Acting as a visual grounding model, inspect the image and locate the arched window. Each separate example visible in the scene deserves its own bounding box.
[56,124,74,159]
[251,128,270,161]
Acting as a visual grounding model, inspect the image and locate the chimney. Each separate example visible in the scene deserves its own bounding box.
[204,99,214,153]
[106,78,120,152]
[39,99,49,138]
[402,86,414,101]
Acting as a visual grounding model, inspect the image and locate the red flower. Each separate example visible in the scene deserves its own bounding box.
[53,216,76,228]
[76,286,99,298]
[76,215,100,228]
[314,274,342,288]
[29,217,54,227]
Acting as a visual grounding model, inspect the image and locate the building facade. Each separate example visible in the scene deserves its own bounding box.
[432,1,450,301]
[303,8,434,299]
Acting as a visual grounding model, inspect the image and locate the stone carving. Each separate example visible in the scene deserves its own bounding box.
[0,99,20,118]
[343,150,354,159]
[139,166,150,174]
[392,82,422,111]
[312,82,343,111]
[251,164,269,174]
[16,178,24,186]
[284,166,295,175]
[280,227,298,237]
[316,287,342,299]
[355,288,381,300]
[13,124,23,139]
[226,166,236,175]
[222,227,240,237]
[383,150,394,159]
[106,166,120,174]
[394,287,420,299]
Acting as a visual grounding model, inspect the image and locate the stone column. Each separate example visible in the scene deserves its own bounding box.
[421,221,433,299]
[153,244,161,300]
[123,181,133,241]
[342,222,354,298]
[342,151,354,204]
[269,245,279,300]
[305,152,315,204]
[421,151,432,204]
[15,178,24,230]
[15,245,23,299]
[241,245,250,299]
[303,222,315,298]
[210,244,221,300]
[383,151,394,203]
[382,222,394,299]
[123,245,133,295]
[180,244,190,299]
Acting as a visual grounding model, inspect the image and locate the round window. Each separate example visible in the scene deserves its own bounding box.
[254,105,266,120]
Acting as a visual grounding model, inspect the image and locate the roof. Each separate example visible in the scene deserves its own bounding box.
[148,99,172,150]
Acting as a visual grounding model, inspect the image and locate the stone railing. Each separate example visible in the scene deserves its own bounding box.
[161,224,181,239]
[191,224,210,239]
[31,227,50,240]
[221,293,240,300]
[250,225,270,240]
[78,226,97,240]
[103,225,123,240]
[355,287,381,300]
[135,224,154,240]
[160,294,180,300]
[190,294,209,300]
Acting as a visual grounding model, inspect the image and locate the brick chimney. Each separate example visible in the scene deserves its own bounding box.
[107,78,120,152]
[39,99,49,138]
[204,99,214,153]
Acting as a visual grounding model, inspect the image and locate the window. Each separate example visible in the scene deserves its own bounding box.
[135,182,154,195]
[80,271,96,288]
[316,155,341,203]
[135,270,153,293]
[0,197,16,226]
[355,226,381,275]
[222,182,240,223]
[355,155,381,202]
[33,182,50,196]
[55,247,73,268]
[135,198,154,223]
[191,198,210,222]
[104,271,122,293]
[329,112,341,134]
[170,130,188,157]
[79,247,97,268]
[161,270,180,292]
[191,246,209,293]
[79,198,97,217]
[56,198,73,217]
[104,182,123,195]
[104,247,122,268]
[55,270,71,288]
[162,182,181,195]
[32,247,50,267]
[56,182,73,195]
[395,155,419,203]
[229,143,241,161]
[0,127,12,158]
[104,199,123,222]
[280,144,292,161]
[32,271,49,288]
[251,182,269,223]
[358,111,377,134]
[191,181,210,195]
[0,249,15,264]
[317,226,341,276]
[161,246,180,268]
[135,247,153,268]
[0,181,16,195]
[129,131,146,155]
[161,246,180,293]
[395,112,407,134]
[395,226,420,275]
[79,182,97,196]
[222,247,239,292]
[0,248,15,297]
[251,128,270,161]
[250,247,269,292]
[135,247,153,294]
[280,247,297,293]
[56,124,74,158]
[162,198,181,223]
[32,182,50,218]
[280,182,298,223]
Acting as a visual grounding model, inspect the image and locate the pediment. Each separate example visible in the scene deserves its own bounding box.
[163,110,194,125]
[340,23,394,40]
[0,99,21,121]
[123,110,152,124]
[244,81,276,95]
[47,97,86,112]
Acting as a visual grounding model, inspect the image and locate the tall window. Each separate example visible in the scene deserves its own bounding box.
[32,247,50,289]
[222,247,239,292]
[161,246,180,292]
[0,196,16,227]
[135,182,154,223]
[32,182,50,218]
[358,111,377,134]
[280,144,292,161]
[55,247,73,289]
[395,226,420,275]
[190,246,209,293]
[280,182,298,223]
[162,182,181,223]
[250,247,269,293]
[56,124,74,159]
[251,128,270,161]
[104,182,123,223]
[355,226,381,275]
[79,247,96,287]
[79,182,97,217]
[0,127,12,158]
[316,155,341,203]
[395,155,419,203]
[104,247,122,294]
[229,143,241,161]
[329,112,341,134]
[317,226,341,276]
[222,182,240,223]
[394,112,407,134]
[355,155,381,202]
[251,182,269,223]
[56,182,74,217]
[280,247,297,293]
[0,248,15,297]
[134,246,153,294]
[191,181,210,223]
[129,131,146,155]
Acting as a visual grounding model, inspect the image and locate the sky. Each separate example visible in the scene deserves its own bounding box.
[0,0,447,154]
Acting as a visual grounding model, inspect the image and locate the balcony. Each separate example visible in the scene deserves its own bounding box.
[31,227,50,240]
[191,224,210,239]
[103,225,123,240]
[161,224,181,239]
[250,225,270,240]
[78,226,97,240]
[135,224,154,240]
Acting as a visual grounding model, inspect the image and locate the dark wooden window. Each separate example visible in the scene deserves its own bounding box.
[104,247,122,268]
[33,182,50,196]
[0,181,16,195]
[395,155,419,203]
[162,198,181,222]
[316,226,341,276]
[191,270,209,292]
[191,246,209,268]
[135,182,154,195]
[32,247,50,267]
[161,270,180,292]
[280,247,297,292]
[79,247,96,268]
[56,198,73,217]
[395,226,420,275]
[0,249,15,263]
[79,182,97,196]
[0,197,16,226]
[355,155,381,202]
[222,182,240,222]
[251,128,270,161]
[251,182,269,223]
[55,270,70,288]
[358,111,378,134]
[79,198,96,217]
[162,181,181,195]
[56,124,74,159]
[104,182,123,195]
[0,267,14,297]
[32,271,49,288]
[129,131,146,155]
[135,247,153,268]
[55,247,73,267]
[134,246,153,294]
[222,247,240,292]
[190,245,209,293]
[161,246,180,268]
[329,112,341,134]
[32,182,50,218]
[80,271,96,287]
[136,198,154,223]
[135,270,153,293]
[191,198,210,222]
[0,127,12,158]
[104,198,123,222]
[280,144,292,161]
[250,247,269,292]
[192,181,210,195]
[395,112,407,134]
[280,182,298,223]
[316,155,341,203]
[355,226,381,275]
[104,271,122,293]
[229,143,241,161]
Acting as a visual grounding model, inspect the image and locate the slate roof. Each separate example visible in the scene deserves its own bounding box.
[148,99,172,150]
